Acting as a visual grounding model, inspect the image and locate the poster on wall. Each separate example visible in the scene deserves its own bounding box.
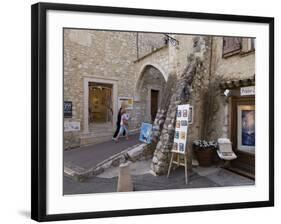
[64,101,72,118]
[118,97,134,110]
[237,105,255,152]
[173,104,190,154]
[64,121,80,132]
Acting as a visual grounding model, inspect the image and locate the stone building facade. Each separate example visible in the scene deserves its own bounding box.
[64,29,255,177]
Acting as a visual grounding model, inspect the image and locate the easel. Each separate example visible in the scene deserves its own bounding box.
[167,104,190,185]
[167,150,189,184]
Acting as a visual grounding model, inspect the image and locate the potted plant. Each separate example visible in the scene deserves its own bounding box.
[193,140,218,166]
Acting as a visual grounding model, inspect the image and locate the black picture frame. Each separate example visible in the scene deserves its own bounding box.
[31,2,274,222]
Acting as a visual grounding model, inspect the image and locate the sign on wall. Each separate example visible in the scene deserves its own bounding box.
[118,97,133,110]
[173,104,190,154]
[241,86,255,96]
[64,121,80,132]
[64,101,72,118]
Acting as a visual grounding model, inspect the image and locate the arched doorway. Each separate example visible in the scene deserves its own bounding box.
[135,65,167,125]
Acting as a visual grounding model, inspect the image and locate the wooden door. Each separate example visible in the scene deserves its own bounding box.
[151,90,159,122]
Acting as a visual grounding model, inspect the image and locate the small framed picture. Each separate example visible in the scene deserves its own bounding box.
[181,120,188,126]
[179,143,185,152]
[180,132,186,140]
[173,142,178,151]
[175,131,179,139]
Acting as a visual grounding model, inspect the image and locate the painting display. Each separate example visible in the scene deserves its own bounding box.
[173,104,190,154]
[139,122,152,144]
[237,105,255,152]
[181,120,188,126]
[242,110,255,146]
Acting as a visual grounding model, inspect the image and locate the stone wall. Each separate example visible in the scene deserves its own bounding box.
[204,37,255,140]
[137,33,166,58]
[211,37,255,81]
[64,29,167,149]
[64,29,255,154]
[64,29,138,148]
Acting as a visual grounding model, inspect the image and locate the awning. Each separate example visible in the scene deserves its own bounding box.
[219,75,255,90]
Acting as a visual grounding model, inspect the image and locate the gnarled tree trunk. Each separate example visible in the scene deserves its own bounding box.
[151,36,211,175]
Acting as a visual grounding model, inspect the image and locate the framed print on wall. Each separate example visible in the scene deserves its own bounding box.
[31,2,274,222]
[237,105,255,153]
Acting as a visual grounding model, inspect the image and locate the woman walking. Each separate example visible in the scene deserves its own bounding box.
[114,109,129,142]
[113,106,126,140]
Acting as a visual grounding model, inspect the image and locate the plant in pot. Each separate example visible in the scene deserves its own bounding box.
[193,140,218,166]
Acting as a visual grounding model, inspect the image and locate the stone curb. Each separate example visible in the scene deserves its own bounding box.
[64,142,154,182]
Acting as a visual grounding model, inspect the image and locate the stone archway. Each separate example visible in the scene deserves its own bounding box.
[134,63,168,100]
[133,64,167,126]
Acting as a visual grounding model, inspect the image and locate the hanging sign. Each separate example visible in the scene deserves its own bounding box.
[173,104,190,154]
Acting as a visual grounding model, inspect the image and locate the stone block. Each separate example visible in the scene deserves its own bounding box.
[117,162,133,192]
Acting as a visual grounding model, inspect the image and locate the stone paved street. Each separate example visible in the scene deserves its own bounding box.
[63,160,254,195]
[64,133,141,170]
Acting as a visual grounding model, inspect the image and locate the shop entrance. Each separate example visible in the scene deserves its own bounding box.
[151,89,159,122]
[88,82,113,128]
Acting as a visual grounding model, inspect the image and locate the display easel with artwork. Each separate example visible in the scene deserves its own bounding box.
[167,104,190,184]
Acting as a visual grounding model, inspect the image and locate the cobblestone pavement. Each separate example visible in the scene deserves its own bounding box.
[63,161,254,195]
[63,168,217,195]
